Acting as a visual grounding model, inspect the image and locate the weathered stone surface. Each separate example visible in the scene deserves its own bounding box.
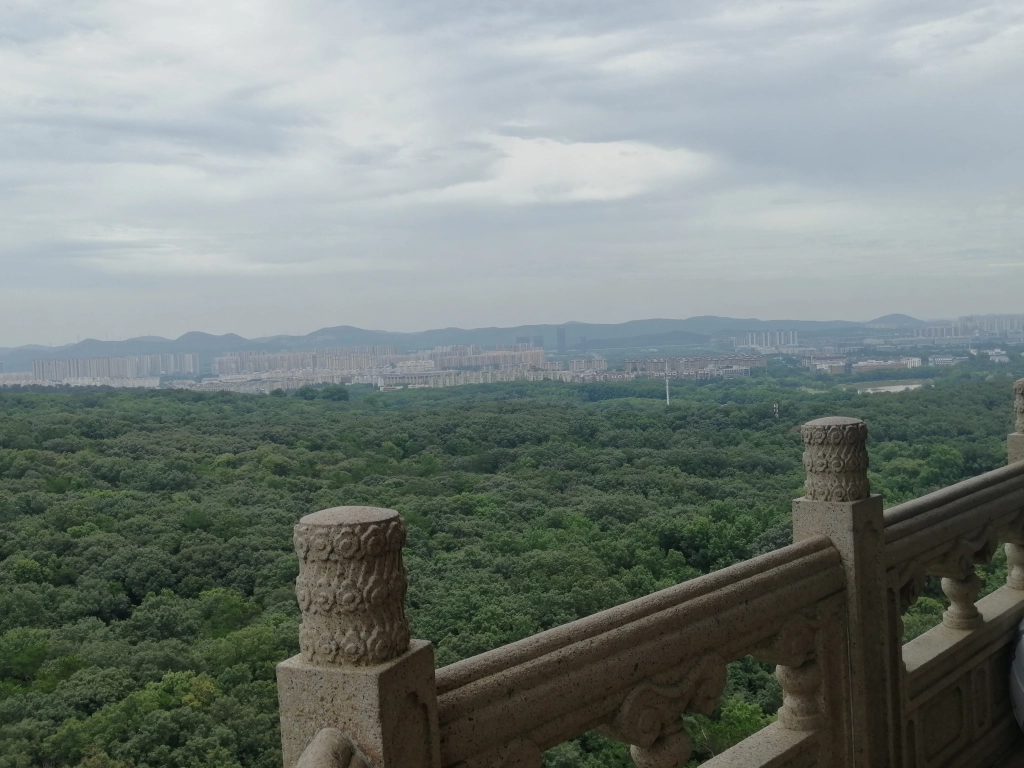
[776,660,822,731]
[278,640,440,768]
[941,573,984,630]
[1015,378,1024,434]
[800,417,870,502]
[295,728,368,768]
[294,506,409,667]
[793,494,893,768]
[794,416,895,768]
[1011,379,1024,464]
[1007,543,1024,590]
[1009,433,1024,465]
[279,506,439,768]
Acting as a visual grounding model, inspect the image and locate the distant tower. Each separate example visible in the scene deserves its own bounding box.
[532,335,544,349]
[556,326,567,354]
[581,336,588,356]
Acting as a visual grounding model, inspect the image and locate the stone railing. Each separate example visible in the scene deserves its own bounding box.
[278,378,1024,768]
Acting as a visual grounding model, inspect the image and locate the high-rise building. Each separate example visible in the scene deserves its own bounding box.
[742,330,798,348]
[556,326,567,354]
[515,336,530,345]
[31,353,199,382]
[532,335,544,349]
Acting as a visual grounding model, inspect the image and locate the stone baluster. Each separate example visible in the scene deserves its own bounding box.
[940,573,984,629]
[277,506,440,768]
[1007,543,1024,590]
[775,660,823,731]
[792,417,897,768]
[1009,378,1024,464]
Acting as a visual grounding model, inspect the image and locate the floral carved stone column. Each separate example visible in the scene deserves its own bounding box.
[278,507,440,768]
[792,417,897,768]
[800,417,871,503]
[294,507,410,666]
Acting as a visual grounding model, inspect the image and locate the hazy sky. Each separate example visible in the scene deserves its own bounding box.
[2,0,1022,347]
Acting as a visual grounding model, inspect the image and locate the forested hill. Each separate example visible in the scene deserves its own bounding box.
[0,367,1018,767]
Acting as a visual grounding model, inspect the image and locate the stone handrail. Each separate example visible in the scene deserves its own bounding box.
[883,462,1024,567]
[437,536,844,767]
[881,461,1024,618]
[277,378,1024,768]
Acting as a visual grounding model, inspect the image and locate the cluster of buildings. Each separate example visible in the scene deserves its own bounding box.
[199,344,552,393]
[739,330,800,349]
[624,356,766,378]
[2,326,1016,395]
[211,347,397,375]
[170,371,352,395]
[32,353,199,382]
[8,353,201,388]
[803,357,922,374]
[891,315,1024,347]
[0,372,37,386]
[421,344,547,369]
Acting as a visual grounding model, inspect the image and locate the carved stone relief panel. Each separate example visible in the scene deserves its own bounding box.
[600,653,727,768]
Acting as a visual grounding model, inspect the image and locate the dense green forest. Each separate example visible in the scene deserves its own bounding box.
[1,361,1021,768]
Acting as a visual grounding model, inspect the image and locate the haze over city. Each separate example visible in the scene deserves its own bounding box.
[3,1,1022,347]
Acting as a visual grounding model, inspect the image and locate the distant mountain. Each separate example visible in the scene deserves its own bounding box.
[868,314,927,327]
[0,315,905,372]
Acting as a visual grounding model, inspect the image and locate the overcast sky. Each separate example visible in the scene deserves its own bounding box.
[2,0,1022,347]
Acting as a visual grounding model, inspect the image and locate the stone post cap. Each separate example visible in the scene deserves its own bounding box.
[300,505,402,530]
[294,506,410,667]
[800,417,870,502]
[1014,378,1024,434]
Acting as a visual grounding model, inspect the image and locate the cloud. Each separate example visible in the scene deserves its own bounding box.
[415,136,714,204]
[0,0,1022,345]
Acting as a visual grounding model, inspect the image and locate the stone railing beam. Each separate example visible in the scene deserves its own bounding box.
[277,507,440,768]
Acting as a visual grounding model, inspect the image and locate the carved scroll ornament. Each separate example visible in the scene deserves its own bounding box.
[800,417,870,502]
[294,507,410,666]
[601,653,727,768]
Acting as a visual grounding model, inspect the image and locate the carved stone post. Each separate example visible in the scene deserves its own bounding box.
[1009,378,1024,464]
[1006,380,1024,589]
[792,417,898,768]
[277,507,441,768]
